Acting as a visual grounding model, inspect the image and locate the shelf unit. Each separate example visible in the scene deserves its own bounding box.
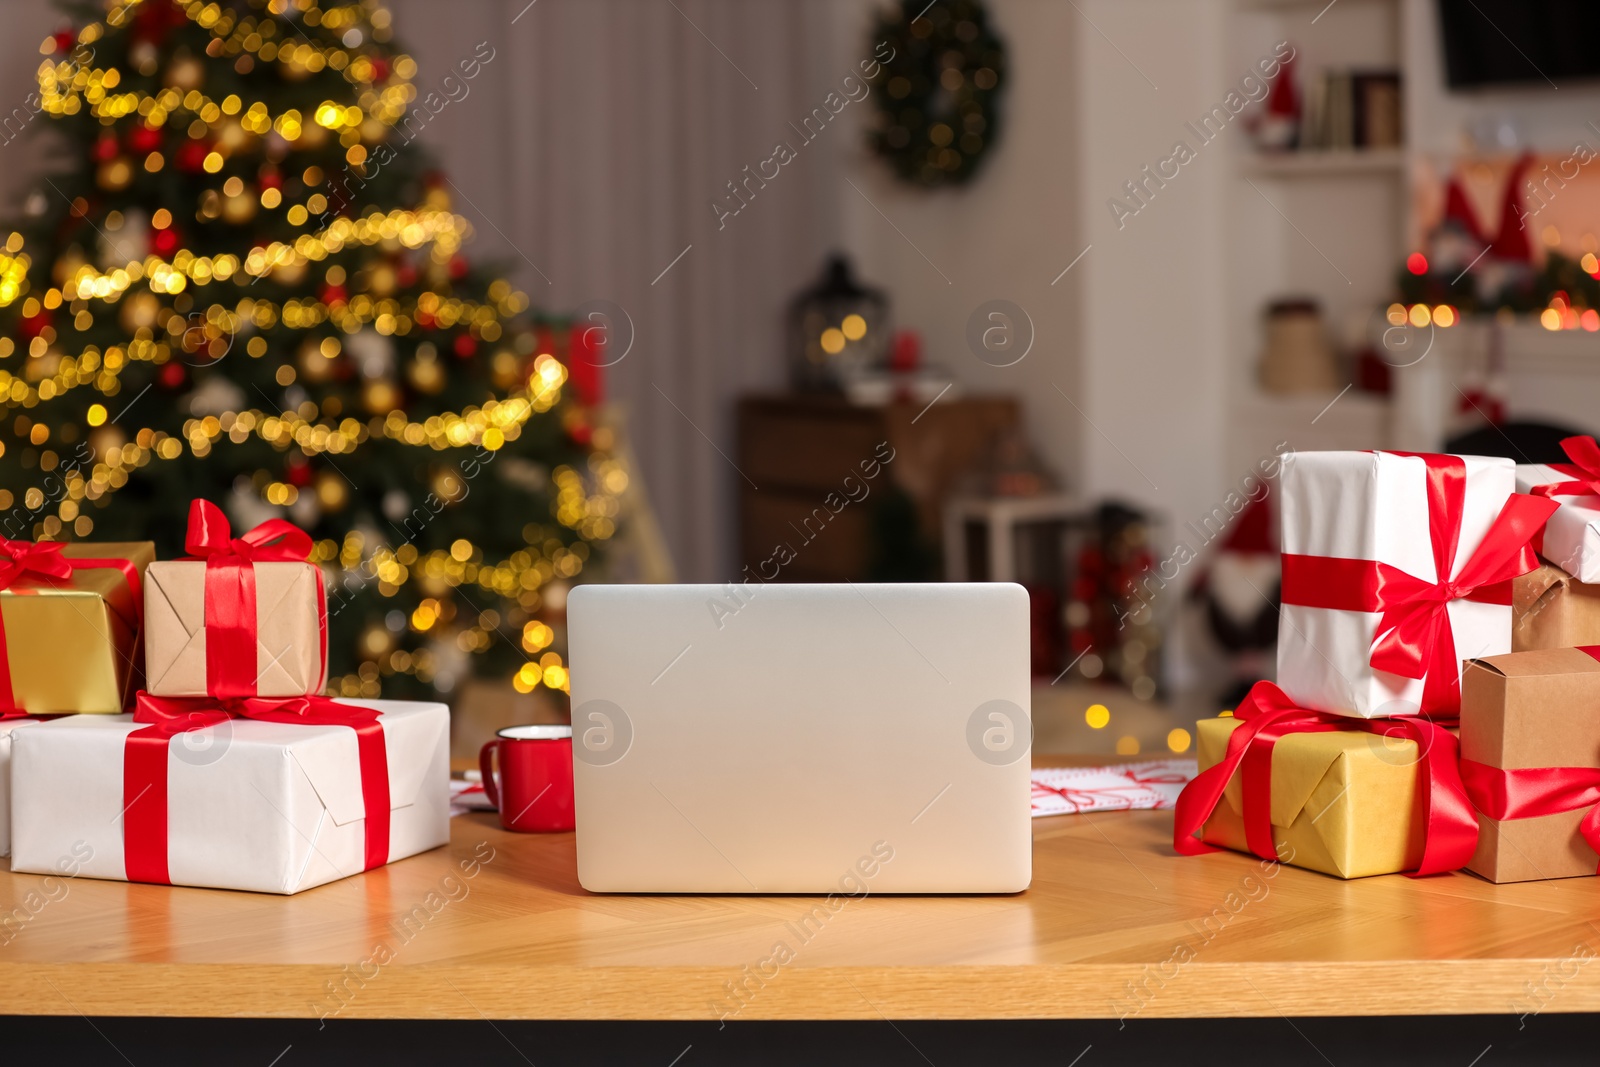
[1224,0,1407,476]
[1239,147,1405,177]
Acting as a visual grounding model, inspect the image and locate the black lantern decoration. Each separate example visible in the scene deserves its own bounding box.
[787,254,889,392]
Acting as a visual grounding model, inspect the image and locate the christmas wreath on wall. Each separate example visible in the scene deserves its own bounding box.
[867,0,1007,189]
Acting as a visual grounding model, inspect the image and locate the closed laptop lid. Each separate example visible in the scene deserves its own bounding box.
[567,582,1032,894]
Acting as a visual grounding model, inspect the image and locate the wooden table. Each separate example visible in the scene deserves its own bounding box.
[5,760,1600,1022]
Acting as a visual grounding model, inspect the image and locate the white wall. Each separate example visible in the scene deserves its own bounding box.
[0,5,76,205]
[1073,0,1230,536]
[827,0,1084,497]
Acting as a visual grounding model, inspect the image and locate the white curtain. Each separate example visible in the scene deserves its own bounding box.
[392,0,848,581]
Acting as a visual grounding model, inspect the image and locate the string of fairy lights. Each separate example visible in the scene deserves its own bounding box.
[2,0,622,700]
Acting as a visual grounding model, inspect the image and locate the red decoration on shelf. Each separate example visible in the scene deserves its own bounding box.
[1456,384,1506,427]
[890,329,921,373]
[50,30,75,54]
[157,362,187,390]
[258,168,282,190]
[93,136,119,163]
[321,284,348,307]
[1441,175,1488,246]
[395,261,418,288]
[370,56,390,82]
[452,334,477,359]
[449,254,470,282]
[1490,152,1536,265]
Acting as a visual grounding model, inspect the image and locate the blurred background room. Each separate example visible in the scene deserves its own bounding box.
[0,0,1596,761]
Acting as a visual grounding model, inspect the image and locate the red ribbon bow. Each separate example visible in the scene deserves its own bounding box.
[122,690,391,885]
[183,499,322,698]
[1281,453,1557,714]
[0,539,142,715]
[1529,435,1600,500]
[1172,680,1479,876]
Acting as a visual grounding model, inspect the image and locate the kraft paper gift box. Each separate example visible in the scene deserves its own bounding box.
[1516,436,1600,584]
[1278,451,1553,718]
[1192,715,1430,878]
[9,699,450,894]
[143,559,328,697]
[1460,649,1600,883]
[0,541,154,714]
[1512,562,1600,652]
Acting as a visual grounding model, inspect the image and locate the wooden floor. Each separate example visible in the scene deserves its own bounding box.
[5,755,1600,1021]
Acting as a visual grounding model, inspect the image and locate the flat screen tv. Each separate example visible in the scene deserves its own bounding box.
[1437,0,1600,88]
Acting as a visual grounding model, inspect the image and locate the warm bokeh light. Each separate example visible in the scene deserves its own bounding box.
[1408,303,1431,327]
[1167,728,1192,754]
[1405,252,1428,275]
[1085,703,1110,729]
[1115,736,1141,756]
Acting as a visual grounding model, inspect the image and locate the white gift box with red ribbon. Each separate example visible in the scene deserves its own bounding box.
[1277,451,1554,719]
[0,717,45,857]
[9,699,450,894]
[1515,436,1600,584]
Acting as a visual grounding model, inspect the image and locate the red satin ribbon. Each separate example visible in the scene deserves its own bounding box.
[1173,680,1479,876]
[182,499,319,698]
[121,690,391,885]
[1460,760,1600,870]
[1528,435,1600,500]
[0,540,142,712]
[1280,453,1557,714]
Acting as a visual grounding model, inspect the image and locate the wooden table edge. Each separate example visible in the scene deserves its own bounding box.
[2,960,1591,1021]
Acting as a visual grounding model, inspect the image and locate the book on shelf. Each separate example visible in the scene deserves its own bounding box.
[1292,68,1402,153]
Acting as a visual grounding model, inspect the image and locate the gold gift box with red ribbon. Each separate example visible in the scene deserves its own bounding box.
[0,541,154,714]
[1461,648,1600,883]
[1176,681,1478,879]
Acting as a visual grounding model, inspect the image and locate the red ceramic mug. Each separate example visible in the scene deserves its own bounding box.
[479,724,576,832]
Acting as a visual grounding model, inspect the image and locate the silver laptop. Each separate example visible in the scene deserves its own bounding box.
[566,582,1032,894]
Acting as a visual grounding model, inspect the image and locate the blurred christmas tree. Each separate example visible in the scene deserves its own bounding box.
[0,0,626,703]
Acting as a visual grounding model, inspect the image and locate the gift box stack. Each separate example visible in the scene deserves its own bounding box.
[0,500,449,894]
[1176,442,1600,883]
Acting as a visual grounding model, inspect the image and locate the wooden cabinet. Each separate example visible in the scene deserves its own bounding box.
[736,394,1018,581]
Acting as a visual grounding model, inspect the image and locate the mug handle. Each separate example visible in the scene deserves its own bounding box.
[479,739,501,810]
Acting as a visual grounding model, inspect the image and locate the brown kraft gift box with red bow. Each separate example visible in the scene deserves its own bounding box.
[0,540,154,714]
[1460,648,1600,883]
[142,500,327,698]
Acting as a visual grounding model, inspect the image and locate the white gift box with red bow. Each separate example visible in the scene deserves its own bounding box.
[1510,460,1600,588]
[9,699,450,894]
[1277,451,1554,718]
